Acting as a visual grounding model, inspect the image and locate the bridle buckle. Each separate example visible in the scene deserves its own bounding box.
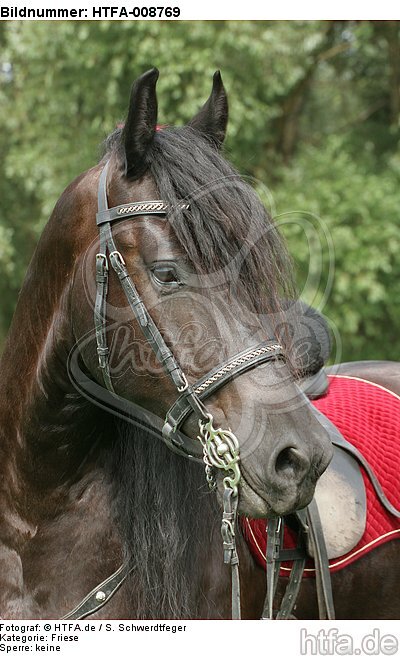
[96,252,108,270]
[109,250,126,267]
[177,373,189,393]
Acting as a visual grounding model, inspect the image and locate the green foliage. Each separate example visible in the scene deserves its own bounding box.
[274,139,400,360]
[0,20,399,360]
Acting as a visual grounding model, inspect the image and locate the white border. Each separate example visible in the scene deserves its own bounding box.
[1,0,400,20]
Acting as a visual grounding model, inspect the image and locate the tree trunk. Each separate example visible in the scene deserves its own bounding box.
[274,23,342,163]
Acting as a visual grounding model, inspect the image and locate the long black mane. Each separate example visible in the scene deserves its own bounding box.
[105,420,220,619]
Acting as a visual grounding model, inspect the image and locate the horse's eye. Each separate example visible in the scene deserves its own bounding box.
[151,264,182,288]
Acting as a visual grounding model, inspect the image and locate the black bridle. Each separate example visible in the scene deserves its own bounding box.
[94,160,283,458]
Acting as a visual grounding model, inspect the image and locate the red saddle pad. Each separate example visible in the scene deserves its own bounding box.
[242,374,400,576]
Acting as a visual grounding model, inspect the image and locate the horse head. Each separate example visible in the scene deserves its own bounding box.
[71,68,333,518]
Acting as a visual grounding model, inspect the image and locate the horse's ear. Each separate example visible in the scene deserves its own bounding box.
[123,68,159,179]
[188,71,228,148]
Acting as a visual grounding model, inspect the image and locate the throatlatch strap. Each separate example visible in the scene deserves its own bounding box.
[68,343,205,460]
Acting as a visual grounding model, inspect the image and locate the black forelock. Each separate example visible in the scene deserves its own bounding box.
[105,125,295,318]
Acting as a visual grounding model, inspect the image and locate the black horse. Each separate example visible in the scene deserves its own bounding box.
[0,69,397,619]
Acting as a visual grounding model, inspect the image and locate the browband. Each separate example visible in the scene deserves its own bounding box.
[96,160,190,226]
[96,200,190,226]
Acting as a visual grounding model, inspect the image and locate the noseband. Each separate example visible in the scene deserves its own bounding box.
[69,159,285,621]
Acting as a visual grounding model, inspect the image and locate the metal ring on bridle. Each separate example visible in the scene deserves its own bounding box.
[198,413,241,496]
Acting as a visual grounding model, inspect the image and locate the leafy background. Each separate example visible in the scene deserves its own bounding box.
[0,20,399,360]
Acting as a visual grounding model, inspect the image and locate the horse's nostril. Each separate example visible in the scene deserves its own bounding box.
[274,447,309,479]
